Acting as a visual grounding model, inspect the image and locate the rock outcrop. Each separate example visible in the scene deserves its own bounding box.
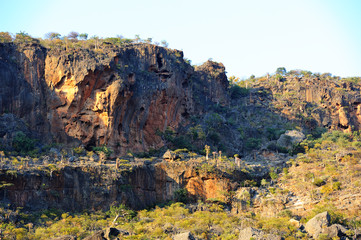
[277,130,305,149]
[0,43,228,154]
[305,211,348,239]
[0,160,249,211]
[251,76,361,133]
[238,227,282,240]
[172,231,196,240]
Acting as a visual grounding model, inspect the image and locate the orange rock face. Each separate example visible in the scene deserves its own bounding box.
[39,44,196,154]
[0,43,230,154]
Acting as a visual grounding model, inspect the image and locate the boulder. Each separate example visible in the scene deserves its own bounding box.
[305,212,349,239]
[173,231,196,240]
[52,236,77,240]
[105,227,120,238]
[163,150,178,161]
[104,227,129,238]
[83,231,106,240]
[277,130,305,149]
[238,227,282,240]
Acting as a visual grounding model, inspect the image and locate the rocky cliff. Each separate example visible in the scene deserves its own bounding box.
[0,42,228,155]
[247,75,361,133]
[0,160,250,211]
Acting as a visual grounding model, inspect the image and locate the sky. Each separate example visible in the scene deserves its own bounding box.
[1,0,361,79]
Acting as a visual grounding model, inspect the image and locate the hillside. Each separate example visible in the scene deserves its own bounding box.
[1,39,361,239]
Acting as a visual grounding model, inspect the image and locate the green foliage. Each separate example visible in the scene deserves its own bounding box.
[107,204,136,222]
[276,67,287,76]
[244,138,261,151]
[174,188,189,203]
[266,142,288,153]
[12,131,36,154]
[0,32,13,43]
[307,204,345,225]
[91,145,112,157]
[187,125,206,142]
[313,178,325,187]
[230,85,249,99]
[266,128,285,141]
[332,181,341,191]
[208,131,221,143]
[288,143,305,155]
[14,31,33,43]
[73,146,85,155]
[205,113,224,128]
[172,136,192,150]
[269,168,278,181]
[45,32,61,40]
[261,179,269,187]
[342,76,361,84]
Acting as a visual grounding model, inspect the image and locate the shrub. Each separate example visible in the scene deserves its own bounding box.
[230,85,249,99]
[12,131,35,153]
[332,182,341,190]
[174,188,188,203]
[73,146,84,155]
[92,145,112,157]
[313,178,325,187]
[244,138,261,151]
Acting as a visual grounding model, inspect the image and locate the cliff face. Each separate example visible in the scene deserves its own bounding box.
[0,162,244,211]
[44,45,194,154]
[0,43,227,154]
[0,43,49,140]
[247,76,361,133]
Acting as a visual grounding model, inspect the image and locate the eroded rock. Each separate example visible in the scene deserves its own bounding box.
[238,227,282,240]
[172,231,195,240]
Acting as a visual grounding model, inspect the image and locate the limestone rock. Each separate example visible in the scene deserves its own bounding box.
[172,231,195,240]
[277,130,305,149]
[339,107,350,127]
[163,150,177,161]
[238,227,282,240]
[52,236,77,240]
[305,211,331,238]
[305,212,349,239]
[0,42,231,155]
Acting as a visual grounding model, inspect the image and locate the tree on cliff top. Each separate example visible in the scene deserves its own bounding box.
[276,67,287,76]
[45,32,61,40]
[14,31,34,43]
[67,31,79,41]
[79,33,88,40]
[0,32,13,43]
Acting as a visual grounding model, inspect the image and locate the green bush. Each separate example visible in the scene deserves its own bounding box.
[230,85,249,99]
[92,145,113,157]
[12,131,36,153]
[313,178,325,187]
[174,188,189,203]
[245,138,261,151]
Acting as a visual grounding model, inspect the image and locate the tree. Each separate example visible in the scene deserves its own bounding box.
[276,67,287,76]
[79,33,88,40]
[134,34,141,43]
[161,40,168,48]
[90,35,100,49]
[0,32,13,43]
[67,31,79,40]
[14,31,32,43]
[228,76,240,85]
[301,70,312,77]
[45,32,61,40]
[205,145,211,160]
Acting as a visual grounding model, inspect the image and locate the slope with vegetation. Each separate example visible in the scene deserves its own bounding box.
[1,32,361,239]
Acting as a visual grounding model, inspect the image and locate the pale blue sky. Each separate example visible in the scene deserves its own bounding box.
[1,0,360,78]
